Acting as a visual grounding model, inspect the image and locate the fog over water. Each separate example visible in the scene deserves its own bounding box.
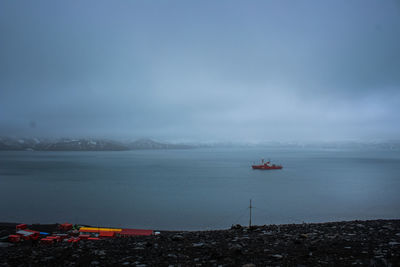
[1,0,400,142]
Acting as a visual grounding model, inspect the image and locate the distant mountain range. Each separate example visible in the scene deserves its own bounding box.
[128,138,192,150]
[0,137,193,151]
[0,137,399,151]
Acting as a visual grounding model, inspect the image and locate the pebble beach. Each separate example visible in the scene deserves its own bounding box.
[1,220,400,266]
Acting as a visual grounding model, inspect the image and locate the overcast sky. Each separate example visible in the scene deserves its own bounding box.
[1,0,399,142]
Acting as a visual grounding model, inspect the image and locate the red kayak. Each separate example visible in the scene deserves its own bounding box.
[252,159,282,170]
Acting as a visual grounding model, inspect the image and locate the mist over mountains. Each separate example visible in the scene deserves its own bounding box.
[1,137,399,151]
[0,137,193,151]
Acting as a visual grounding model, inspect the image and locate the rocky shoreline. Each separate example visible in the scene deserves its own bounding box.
[1,220,400,266]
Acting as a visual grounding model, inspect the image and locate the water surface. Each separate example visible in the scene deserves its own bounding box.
[1,148,399,230]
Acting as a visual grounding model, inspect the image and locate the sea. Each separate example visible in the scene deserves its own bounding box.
[1,147,399,230]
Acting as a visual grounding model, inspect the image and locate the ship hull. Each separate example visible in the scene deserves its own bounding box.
[252,165,283,170]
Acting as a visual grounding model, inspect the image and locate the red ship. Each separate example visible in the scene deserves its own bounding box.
[252,159,283,170]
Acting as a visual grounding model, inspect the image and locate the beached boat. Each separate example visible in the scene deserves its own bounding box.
[252,159,282,170]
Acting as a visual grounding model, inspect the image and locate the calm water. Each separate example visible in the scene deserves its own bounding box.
[1,148,399,230]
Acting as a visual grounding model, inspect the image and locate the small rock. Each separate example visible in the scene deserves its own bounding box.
[242,264,256,267]
[231,224,242,230]
[94,250,106,256]
[230,243,242,249]
[0,242,13,248]
[383,225,394,230]
[294,239,302,245]
[91,261,99,265]
[262,231,273,235]
[172,235,184,241]
[388,242,400,246]
[272,254,283,259]
[193,242,205,247]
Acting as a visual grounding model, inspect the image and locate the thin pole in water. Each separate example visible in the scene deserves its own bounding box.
[249,199,252,228]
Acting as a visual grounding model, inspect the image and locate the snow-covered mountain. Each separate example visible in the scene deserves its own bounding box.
[128,138,192,150]
[0,137,128,151]
[0,137,193,151]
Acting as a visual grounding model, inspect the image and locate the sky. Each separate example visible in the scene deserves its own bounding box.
[1,0,399,142]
